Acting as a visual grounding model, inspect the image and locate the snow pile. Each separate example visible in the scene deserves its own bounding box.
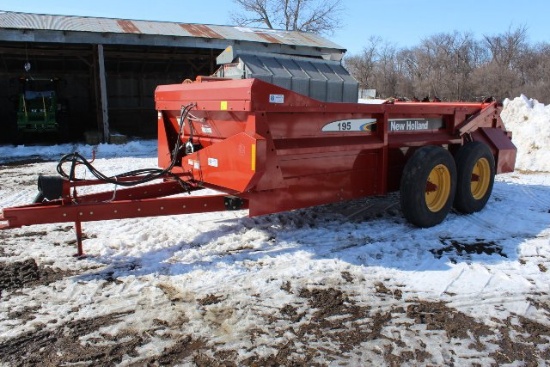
[501,95,550,172]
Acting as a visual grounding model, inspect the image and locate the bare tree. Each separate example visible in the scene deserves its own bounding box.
[480,25,529,100]
[394,49,417,98]
[376,42,399,98]
[344,37,403,99]
[345,26,550,103]
[513,43,550,101]
[344,36,381,89]
[230,0,343,35]
[484,25,528,67]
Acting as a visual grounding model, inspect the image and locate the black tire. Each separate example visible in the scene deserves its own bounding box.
[400,146,457,227]
[453,141,495,214]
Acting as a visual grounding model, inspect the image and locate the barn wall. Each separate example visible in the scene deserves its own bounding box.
[0,41,216,143]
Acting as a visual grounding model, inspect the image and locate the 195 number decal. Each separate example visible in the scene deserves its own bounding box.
[337,122,352,131]
[322,118,376,132]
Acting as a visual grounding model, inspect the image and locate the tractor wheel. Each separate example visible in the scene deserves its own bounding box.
[400,146,457,227]
[453,141,495,214]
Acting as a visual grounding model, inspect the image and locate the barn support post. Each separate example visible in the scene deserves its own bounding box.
[95,44,110,143]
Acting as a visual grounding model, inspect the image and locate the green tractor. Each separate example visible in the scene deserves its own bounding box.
[15,77,66,140]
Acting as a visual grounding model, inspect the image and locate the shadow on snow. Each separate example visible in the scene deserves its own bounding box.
[77,180,550,281]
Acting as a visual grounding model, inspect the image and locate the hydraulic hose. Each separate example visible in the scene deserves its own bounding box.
[55,103,196,189]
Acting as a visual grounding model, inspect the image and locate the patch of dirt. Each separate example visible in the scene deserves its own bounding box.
[7,305,42,322]
[132,336,205,367]
[341,271,354,283]
[280,303,305,323]
[375,281,403,300]
[0,258,77,295]
[383,344,432,366]
[280,280,292,293]
[490,315,550,365]
[0,311,133,366]
[198,293,224,306]
[10,230,49,239]
[2,274,550,366]
[194,351,239,367]
[336,193,401,222]
[0,309,205,367]
[406,300,550,364]
[527,296,550,314]
[0,259,39,291]
[236,287,393,365]
[201,284,453,366]
[432,238,507,263]
[406,300,494,341]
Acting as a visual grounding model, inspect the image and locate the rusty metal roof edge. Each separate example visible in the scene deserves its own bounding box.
[0,10,346,51]
[0,10,240,30]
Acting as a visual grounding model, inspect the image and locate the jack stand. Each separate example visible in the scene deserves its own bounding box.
[73,220,86,258]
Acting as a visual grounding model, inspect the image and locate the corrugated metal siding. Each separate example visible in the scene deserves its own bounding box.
[0,11,344,50]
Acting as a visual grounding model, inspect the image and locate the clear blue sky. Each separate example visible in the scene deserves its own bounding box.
[1,0,548,55]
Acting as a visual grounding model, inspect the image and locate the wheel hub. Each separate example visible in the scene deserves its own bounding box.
[425,164,451,212]
[471,158,490,200]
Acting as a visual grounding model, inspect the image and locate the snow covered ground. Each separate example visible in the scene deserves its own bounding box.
[0,96,549,365]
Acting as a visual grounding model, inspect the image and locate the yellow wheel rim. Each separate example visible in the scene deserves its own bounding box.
[425,164,451,212]
[471,157,490,200]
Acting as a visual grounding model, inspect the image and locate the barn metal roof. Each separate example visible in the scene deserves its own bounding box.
[0,11,345,59]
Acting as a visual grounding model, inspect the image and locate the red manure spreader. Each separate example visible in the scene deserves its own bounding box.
[0,49,516,256]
